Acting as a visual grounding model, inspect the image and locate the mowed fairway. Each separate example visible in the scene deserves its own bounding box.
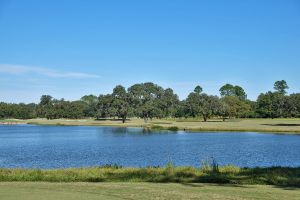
[5,118,300,133]
[0,182,299,200]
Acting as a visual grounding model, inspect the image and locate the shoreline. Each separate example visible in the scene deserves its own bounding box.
[0,122,27,125]
[1,118,300,134]
[29,122,300,134]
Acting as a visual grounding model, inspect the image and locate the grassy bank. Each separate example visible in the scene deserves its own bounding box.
[1,182,299,200]
[1,165,299,187]
[2,118,300,134]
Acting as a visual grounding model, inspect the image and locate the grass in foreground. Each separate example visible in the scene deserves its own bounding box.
[3,118,300,134]
[0,182,299,200]
[1,165,299,187]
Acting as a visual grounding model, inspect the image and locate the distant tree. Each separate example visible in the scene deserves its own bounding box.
[1,81,298,121]
[96,94,114,119]
[185,89,221,121]
[271,92,286,118]
[244,99,257,118]
[194,85,203,94]
[218,100,230,121]
[274,80,289,95]
[174,101,186,118]
[0,103,13,119]
[40,95,52,105]
[81,95,98,104]
[157,88,180,118]
[111,85,132,123]
[128,82,164,122]
[256,92,273,118]
[81,95,98,117]
[16,103,36,119]
[200,94,221,122]
[185,92,201,118]
[68,101,86,119]
[285,93,300,117]
[256,91,286,118]
[0,102,36,119]
[219,84,236,97]
[139,100,161,122]
[219,84,247,100]
[37,95,54,119]
[220,96,251,119]
[234,86,247,100]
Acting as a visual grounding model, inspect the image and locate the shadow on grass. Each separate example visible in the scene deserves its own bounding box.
[95,119,131,122]
[272,185,300,190]
[181,182,252,188]
[262,124,300,127]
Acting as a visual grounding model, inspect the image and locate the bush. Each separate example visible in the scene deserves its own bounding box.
[168,126,179,131]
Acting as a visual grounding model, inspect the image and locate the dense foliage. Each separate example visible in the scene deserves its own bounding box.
[1,80,299,121]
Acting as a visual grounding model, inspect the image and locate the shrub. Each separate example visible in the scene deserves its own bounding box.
[168,126,179,131]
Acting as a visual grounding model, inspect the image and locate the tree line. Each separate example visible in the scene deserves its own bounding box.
[1,80,299,122]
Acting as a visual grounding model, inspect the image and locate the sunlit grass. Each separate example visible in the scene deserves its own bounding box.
[0,165,299,187]
[1,182,300,200]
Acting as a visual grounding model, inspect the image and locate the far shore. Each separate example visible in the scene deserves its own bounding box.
[1,118,300,134]
[0,121,27,125]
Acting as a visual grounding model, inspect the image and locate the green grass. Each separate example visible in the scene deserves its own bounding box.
[1,164,299,199]
[0,182,299,200]
[0,166,299,187]
[2,118,300,134]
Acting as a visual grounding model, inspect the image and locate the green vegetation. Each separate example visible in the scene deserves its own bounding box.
[0,165,299,187]
[1,182,299,200]
[0,80,300,122]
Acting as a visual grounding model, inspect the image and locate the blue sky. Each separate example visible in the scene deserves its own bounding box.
[0,0,299,103]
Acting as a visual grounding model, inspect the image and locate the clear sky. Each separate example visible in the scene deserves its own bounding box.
[0,0,299,103]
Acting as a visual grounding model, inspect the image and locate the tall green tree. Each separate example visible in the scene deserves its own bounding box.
[285,93,300,117]
[185,92,202,118]
[96,94,114,119]
[219,84,236,97]
[256,91,286,118]
[274,80,289,95]
[81,95,98,117]
[234,86,247,100]
[199,94,221,122]
[185,89,221,121]
[220,96,251,119]
[194,85,203,94]
[37,95,53,119]
[219,84,247,100]
[157,88,180,118]
[128,82,164,122]
[111,85,132,123]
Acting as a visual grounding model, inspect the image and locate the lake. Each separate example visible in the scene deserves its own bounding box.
[0,125,299,169]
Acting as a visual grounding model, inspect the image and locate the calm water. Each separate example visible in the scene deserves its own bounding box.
[0,125,299,169]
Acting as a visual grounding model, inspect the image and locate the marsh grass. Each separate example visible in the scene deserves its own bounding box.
[167,126,179,131]
[146,125,179,131]
[0,166,299,187]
